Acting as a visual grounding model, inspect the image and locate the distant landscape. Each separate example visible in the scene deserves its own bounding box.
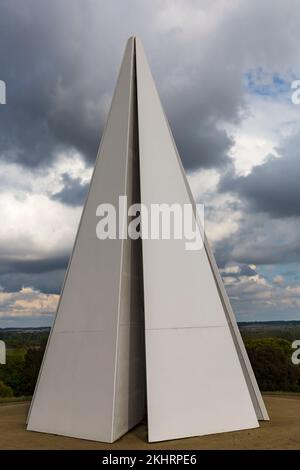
[1,321,300,400]
[0,328,49,400]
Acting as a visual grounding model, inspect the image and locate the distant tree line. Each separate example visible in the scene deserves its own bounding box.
[0,333,47,398]
[245,337,300,392]
[0,329,300,397]
[0,329,50,349]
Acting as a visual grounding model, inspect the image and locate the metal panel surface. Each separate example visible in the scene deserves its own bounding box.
[135,37,260,442]
[28,38,146,443]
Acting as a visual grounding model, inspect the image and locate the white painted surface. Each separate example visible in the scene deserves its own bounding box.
[27,37,266,444]
[135,38,259,442]
[146,327,258,441]
[28,38,146,443]
[203,236,269,420]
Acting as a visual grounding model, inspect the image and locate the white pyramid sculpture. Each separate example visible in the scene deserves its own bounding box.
[27,37,268,443]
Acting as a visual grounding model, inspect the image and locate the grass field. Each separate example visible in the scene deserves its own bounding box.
[0,394,300,449]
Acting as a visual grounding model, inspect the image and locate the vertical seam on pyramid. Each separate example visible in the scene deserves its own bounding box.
[111,37,135,442]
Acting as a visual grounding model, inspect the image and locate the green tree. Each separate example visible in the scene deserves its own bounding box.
[18,338,47,396]
[245,337,300,391]
[0,380,13,397]
[0,354,23,396]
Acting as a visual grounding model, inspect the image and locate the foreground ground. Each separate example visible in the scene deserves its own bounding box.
[0,395,300,450]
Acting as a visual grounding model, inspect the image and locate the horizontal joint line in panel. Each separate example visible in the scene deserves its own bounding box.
[146,325,227,331]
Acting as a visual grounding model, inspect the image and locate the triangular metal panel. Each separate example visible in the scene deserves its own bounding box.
[135,37,265,442]
[27,36,268,445]
[27,38,146,443]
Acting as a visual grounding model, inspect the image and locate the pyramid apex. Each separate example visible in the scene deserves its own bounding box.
[127,35,142,43]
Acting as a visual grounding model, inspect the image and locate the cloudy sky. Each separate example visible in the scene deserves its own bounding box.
[1,0,300,327]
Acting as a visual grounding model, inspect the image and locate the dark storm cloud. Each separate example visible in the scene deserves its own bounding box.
[0,255,69,293]
[1,0,299,174]
[219,133,300,217]
[174,121,232,171]
[51,173,89,206]
[0,270,64,295]
[239,264,257,276]
[0,0,115,168]
[2,0,300,322]
[0,256,68,275]
[0,0,242,172]
[214,211,300,267]
[216,239,294,266]
[1,0,299,175]
[221,263,257,277]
